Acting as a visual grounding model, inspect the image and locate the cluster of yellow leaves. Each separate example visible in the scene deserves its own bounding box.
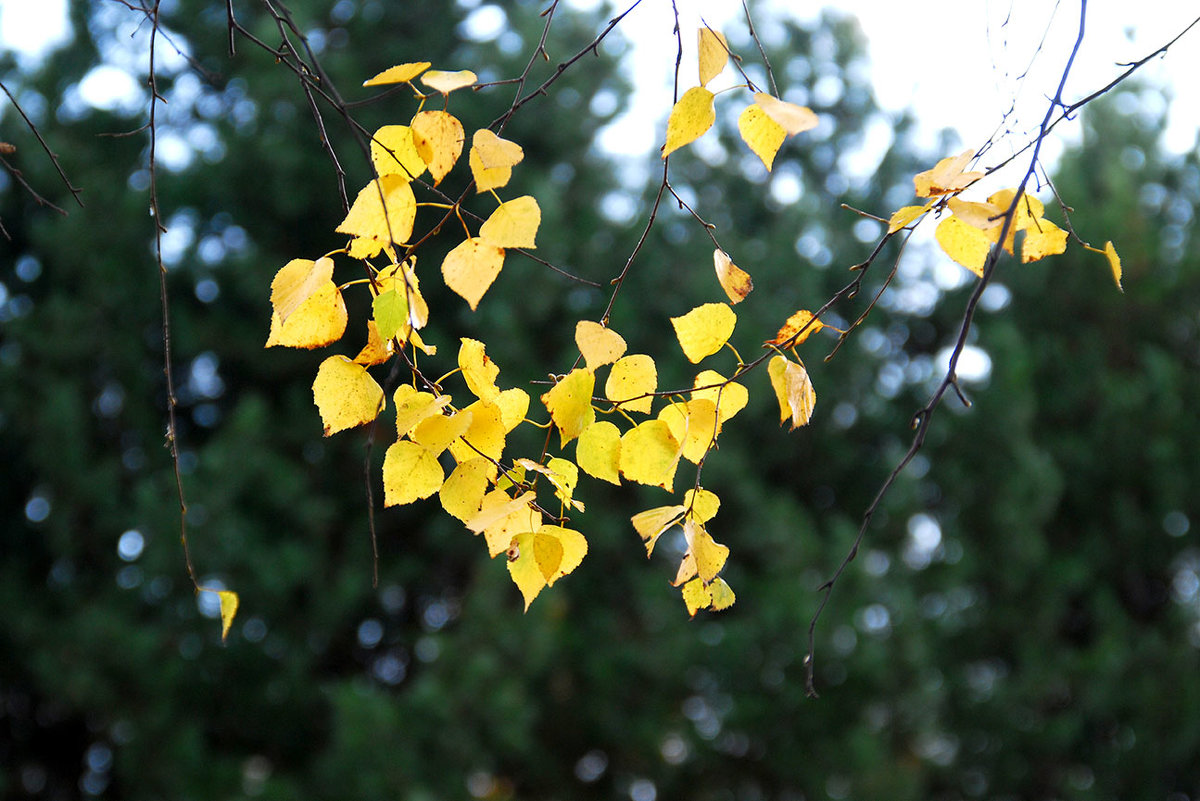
[632,489,734,617]
[888,149,1123,288]
[662,26,818,170]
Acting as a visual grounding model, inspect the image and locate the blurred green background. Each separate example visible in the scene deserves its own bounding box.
[2,1,1198,799]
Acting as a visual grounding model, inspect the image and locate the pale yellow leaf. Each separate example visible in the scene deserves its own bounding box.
[662,86,715,158]
[913,149,982,198]
[575,321,627,369]
[684,488,720,524]
[657,399,718,464]
[671,302,737,363]
[631,505,686,556]
[681,577,711,617]
[336,176,416,245]
[205,589,239,642]
[753,92,819,135]
[708,577,736,611]
[517,457,582,511]
[541,368,595,446]
[1104,240,1123,291]
[1021,219,1068,263]
[495,387,530,432]
[447,401,506,464]
[469,129,524,192]
[673,553,698,587]
[363,62,431,87]
[479,195,541,249]
[382,440,443,507]
[936,215,992,276]
[370,125,426,181]
[947,196,1004,231]
[420,69,476,94]
[265,282,347,349]
[353,321,393,366]
[441,238,506,311]
[458,338,501,401]
[713,249,753,303]
[605,354,657,414]
[467,490,538,555]
[536,525,587,586]
[887,200,936,234]
[690,370,748,424]
[440,458,493,523]
[506,530,546,610]
[576,420,622,485]
[271,257,335,323]
[737,103,786,171]
[411,408,473,456]
[312,355,384,436]
[767,355,816,430]
[410,110,464,185]
[393,385,451,438]
[619,419,680,491]
[684,518,728,583]
[698,27,729,86]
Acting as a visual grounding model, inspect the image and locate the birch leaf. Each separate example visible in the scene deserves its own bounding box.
[738,103,787,170]
[382,440,443,507]
[479,196,541,249]
[312,356,384,436]
[575,321,627,369]
[713,249,753,303]
[363,62,431,86]
[410,110,464,185]
[663,87,715,158]
[767,355,815,429]
[698,27,729,86]
[541,368,595,446]
[605,354,657,414]
[671,302,736,363]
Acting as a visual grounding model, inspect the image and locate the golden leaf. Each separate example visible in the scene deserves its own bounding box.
[657,399,718,464]
[619,420,680,491]
[913,149,983,198]
[935,215,992,276]
[684,488,720,524]
[411,408,473,456]
[684,518,729,583]
[312,355,384,436]
[336,176,416,246]
[270,257,335,324]
[1104,240,1123,291]
[474,490,538,557]
[671,302,737,363]
[469,129,524,192]
[447,401,506,464]
[363,62,431,87]
[767,355,815,430]
[575,321,628,370]
[441,237,506,311]
[1022,219,1068,263]
[576,420,622,485]
[265,282,347,349]
[662,86,715,158]
[690,370,748,424]
[713,249,753,303]
[370,125,426,181]
[887,200,936,234]
[767,309,824,347]
[420,69,477,94]
[605,354,657,414]
[393,385,451,438]
[382,440,443,507]
[458,338,501,401]
[440,458,493,523]
[681,577,711,617]
[410,110,464,185]
[698,27,729,86]
[479,195,541,249]
[631,505,686,556]
[708,578,736,611]
[754,92,819,135]
[495,388,530,432]
[541,368,595,446]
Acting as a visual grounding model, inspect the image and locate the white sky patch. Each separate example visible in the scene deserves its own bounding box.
[0,0,71,64]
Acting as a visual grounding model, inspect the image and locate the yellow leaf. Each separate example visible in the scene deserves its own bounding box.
[336,176,416,246]
[411,408,473,456]
[441,238,506,311]
[363,61,431,86]
[631,505,686,556]
[541,368,595,446]
[684,488,720,524]
[754,92,819,135]
[1021,219,1068,263]
[506,530,546,610]
[658,399,718,464]
[370,125,426,181]
[887,201,935,234]
[605,354,657,414]
[458,338,501,401]
[199,588,240,642]
[353,321,394,366]
[713,249,753,304]
[347,236,384,260]
[691,370,748,424]
[531,528,564,582]
[467,490,538,555]
[684,518,728,583]
[913,148,982,198]
[516,457,582,511]
[671,302,737,364]
[988,189,1045,229]
[373,260,429,335]
[495,387,530,432]
[737,103,786,171]
[420,69,476,94]
[271,257,335,324]
[708,577,736,611]
[576,420,622,485]
[681,577,711,617]
[447,401,506,464]
[440,458,493,523]
[479,195,541,249]
[662,86,715,158]
[936,215,993,276]
[265,282,347,349]
[698,26,729,86]
[575,321,627,369]
[619,419,680,491]
[766,309,825,347]
[947,196,1004,232]
[382,440,443,507]
[536,524,587,586]
[312,355,384,436]
[673,553,698,587]
[469,129,524,192]
[393,385,451,438]
[1104,240,1123,291]
[410,110,464,185]
[767,355,815,430]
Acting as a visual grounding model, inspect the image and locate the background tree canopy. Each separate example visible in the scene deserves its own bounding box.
[1,1,1198,799]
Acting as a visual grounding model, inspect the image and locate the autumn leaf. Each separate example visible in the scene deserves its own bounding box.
[271,257,335,324]
[681,577,711,617]
[605,354,657,414]
[441,237,506,311]
[619,419,680,491]
[265,281,347,349]
[469,129,524,192]
[713,249,753,303]
[458,338,501,401]
[575,320,627,369]
[393,385,451,438]
[1021,219,1068,263]
[370,125,426,181]
[690,370,748,423]
[518,457,582,512]
[684,518,728,583]
[410,110,464,185]
[446,401,506,464]
[887,200,936,234]
[1104,240,1123,291]
[767,309,825,347]
[353,321,393,366]
[495,388,530,432]
[363,62,431,86]
[336,176,416,245]
[913,149,983,198]
[420,69,476,94]
[312,355,384,436]
[382,440,443,506]
[657,399,718,464]
[372,288,409,343]
[663,86,715,158]
[198,588,240,642]
[708,577,736,611]
[411,408,473,456]
[671,302,737,363]
[935,215,993,276]
[440,458,493,523]
[479,195,541,249]
[767,355,815,429]
[753,92,819,135]
[631,505,686,556]
[684,488,720,524]
[468,490,537,556]
[698,26,729,86]
[507,524,587,610]
[541,368,595,445]
[576,420,622,485]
